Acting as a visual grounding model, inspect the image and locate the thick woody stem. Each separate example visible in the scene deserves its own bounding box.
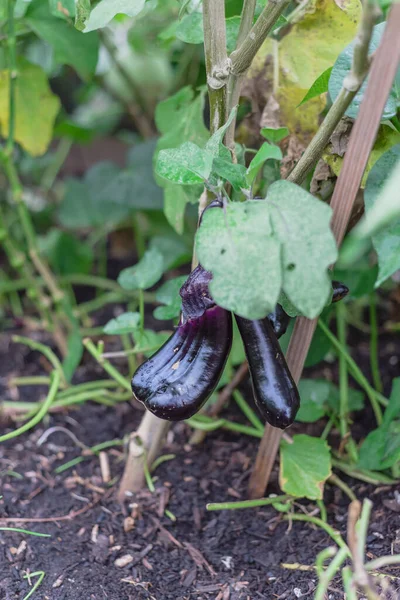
[203,0,229,132]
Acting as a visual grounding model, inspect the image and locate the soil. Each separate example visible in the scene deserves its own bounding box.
[1,312,400,600]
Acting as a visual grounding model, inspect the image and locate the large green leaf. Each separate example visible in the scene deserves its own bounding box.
[25,0,99,80]
[0,59,60,156]
[329,23,399,120]
[280,434,331,500]
[364,146,400,287]
[118,248,164,291]
[83,0,145,32]
[103,312,141,335]
[296,379,364,423]
[196,182,337,320]
[163,184,198,234]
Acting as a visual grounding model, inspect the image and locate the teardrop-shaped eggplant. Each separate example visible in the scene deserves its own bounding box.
[332,280,349,303]
[132,306,232,421]
[235,314,300,429]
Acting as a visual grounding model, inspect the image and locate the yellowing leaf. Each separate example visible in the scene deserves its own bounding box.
[277,77,325,142]
[0,60,60,156]
[245,0,361,143]
[279,0,361,88]
[323,125,400,187]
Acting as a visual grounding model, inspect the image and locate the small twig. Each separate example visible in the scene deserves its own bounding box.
[82,338,131,392]
[206,494,290,511]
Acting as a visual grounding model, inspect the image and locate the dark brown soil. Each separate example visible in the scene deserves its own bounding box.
[1,322,400,600]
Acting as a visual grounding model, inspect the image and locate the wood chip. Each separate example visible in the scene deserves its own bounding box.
[114,554,134,568]
[99,452,111,484]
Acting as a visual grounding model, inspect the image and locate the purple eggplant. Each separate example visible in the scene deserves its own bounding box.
[331,280,349,303]
[132,306,232,421]
[235,314,300,429]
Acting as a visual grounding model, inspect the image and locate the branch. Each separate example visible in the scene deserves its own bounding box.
[248,0,400,499]
[203,0,229,132]
[230,0,291,76]
[287,0,381,185]
[225,0,257,152]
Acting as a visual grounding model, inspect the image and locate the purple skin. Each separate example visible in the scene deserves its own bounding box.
[235,315,300,429]
[131,306,232,421]
[180,264,214,322]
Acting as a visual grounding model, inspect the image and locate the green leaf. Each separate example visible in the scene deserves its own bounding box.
[156,142,213,185]
[196,183,337,320]
[83,0,145,32]
[260,127,289,144]
[118,248,164,291]
[296,380,331,423]
[163,184,190,235]
[298,67,332,107]
[280,434,331,500]
[155,87,209,147]
[205,107,237,160]
[149,234,191,270]
[25,0,99,80]
[225,16,241,53]
[329,23,399,120]
[153,276,187,321]
[196,200,282,319]
[103,312,141,335]
[268,181,337,318]
[38,230,93,275]
[246,142,282,183]
[0,59,60,156]
[364,146,400,287]
[296,379,364,423]
[213,157,248,191]
[176,12,203,44]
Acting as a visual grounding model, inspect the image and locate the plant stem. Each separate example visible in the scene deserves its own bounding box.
[332,458,397,485]
[6,0,17,153]
[315,546,349,600]
[284,514,350,555]
[336,302,349,438]
[225,0,257,151]
[139,289,145,334]
[41,138,72,191]
[0,371,60,443]
[369,292,383,393]
[230,0,290,75]
[203,0,229,132]
[233,389,264,432]
[287,0,381,185]
[12,335,67,386]
[207,494,290,511]
[329,473,357,502]
[83,338,132,392]
[318,320,383,424]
